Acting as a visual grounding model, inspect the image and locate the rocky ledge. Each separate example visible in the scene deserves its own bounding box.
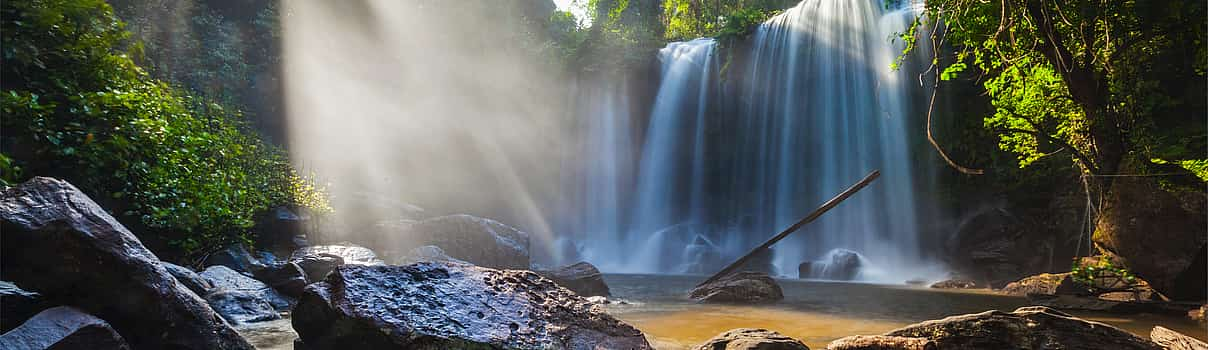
[689,271,783,303]
[292,262,651,349]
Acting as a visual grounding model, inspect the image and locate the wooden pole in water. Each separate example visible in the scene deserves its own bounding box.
[695,170,881,288]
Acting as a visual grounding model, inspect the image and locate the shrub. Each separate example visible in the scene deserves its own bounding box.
[1,0,329,257]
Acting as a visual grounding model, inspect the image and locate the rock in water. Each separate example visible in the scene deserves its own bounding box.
[253,262,308,298]
[681,235,724,274]
[382,214,530,269]
[204,244,268,275]
[0,306,129,350]
[886,306,1161,349]
[691,328,808,350]
[1150,326,1208,350]
[292,263,651,349]
[201,266,292,310]
[0,177,253,350]
[1,281,51,333]
[929,279,980,289]
[800,249,862,280]
[537,261,610,297]
[827,335,936,350]
[689,271,783,303]
[1000,273,1086,296]
[162,262,214,296]
[290,243,383,266]
[204,290,281,325]
[289,253,345,283]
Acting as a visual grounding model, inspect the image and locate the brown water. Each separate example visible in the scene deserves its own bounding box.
[602,274,1208,349]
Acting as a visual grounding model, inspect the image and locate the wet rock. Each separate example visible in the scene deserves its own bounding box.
[204,244,267,275]
[828,335,936,350]
[929,279,980,289]
[681,235,724,274]
[1094,175,1207,301]
[537,261,610,297]
[691,328,808,350]
[391,245,470,265]
[0,177,253,350]
[689,271,783,303]
[740,247,779,275]
[1000,273,1087,296]
[290,243,383,266]
[201,266,292,310]
[1,281,51,334]
[253,262,308,298]
[886,306,1160,349]
[946,208,1057,288]
[798,262,813,279]
[204,290,281,325]
[162,262,213,296]
[380,214,530,269]
[289,253,345,283]
[254,206,310,253]
[1150,326,1208,350]
[800,249,861,280]
[292,263,651,349]
[1027,294,1198,315]
[0,306,129,350]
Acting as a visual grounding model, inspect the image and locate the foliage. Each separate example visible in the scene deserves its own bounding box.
[1071,256,1137,291]
[0,0,329,256]
[661,0,785,41]
[913,0,1206,185]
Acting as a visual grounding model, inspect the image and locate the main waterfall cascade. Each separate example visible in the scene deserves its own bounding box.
[568,0,943,282]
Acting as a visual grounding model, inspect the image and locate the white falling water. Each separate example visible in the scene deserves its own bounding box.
[573,0,943,282]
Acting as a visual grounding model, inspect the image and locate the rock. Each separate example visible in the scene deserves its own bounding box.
[800,249,862,280]
[390,245,470,265]
[689,271,783,303]
[290,243,383,266]
[0,177,253,350]
[201,266,292,310]
[1189,304,1207,322]
[946,207,1058,288]
[886,306,1160,349]
[204,244,268,275]
[292,263,651,349]
[537,261,610,297]
[380,214,530,269]
[740,247,779,275]
[1150,326,1208,350]
[204,290,281,325]
[1,281,51,333]
[1000,273,1088,296]
[254,206,309,253]
[680,235,724,274]
[798,262,813,279]
[827,335,936,350]
[289,253,345,283]
[0,306,129,350]
[929,279,980,289]
[1027,294,1198,315]
[162,262,213,296]
[253,262,308,298]
[691,328,808,350]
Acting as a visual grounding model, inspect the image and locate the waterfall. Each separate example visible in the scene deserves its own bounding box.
[572,0,941,282]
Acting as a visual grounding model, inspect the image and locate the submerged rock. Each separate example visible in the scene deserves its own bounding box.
[292,263,651,349]
[691,328,808,350]
[201,266,292,311]
[0,306,129,350]
[828,335,936,350]
[204,290,281,325]
[537,261,610,297]
[290,243,383,266]
[1150,326,1208,350]
[886,306,1160,349]
[0,177,253,350]
[381,214,530,269]
[689,271,783,303]
[162,262,214,296]
[0,281,51,334]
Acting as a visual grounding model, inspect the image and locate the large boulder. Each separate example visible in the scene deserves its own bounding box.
[292,263,651,349]
[680,235,724,274]
[204,290,281,325]
[0,177,253,350]
[290,243,383,266]
[161,262,213,296]
[289,253,345,283]
[691,328,808,350]
[0,306,129,350]
[828,335,935,350]
[1000,273,1086,296]
[800,249,862,280]
[689,271,783,303]
[252,262,308,298]
[1150,326,1208,350]
[1094,176,1208,300]
[1,281,51,333]
[253,206,310,254]
[390,245,470,265]
[885,306,1160,349]
[945,208,1060,288]
[380,214,530,269]
[204,244,268,275]
[200,266,292,311]
[537,261,610,297]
